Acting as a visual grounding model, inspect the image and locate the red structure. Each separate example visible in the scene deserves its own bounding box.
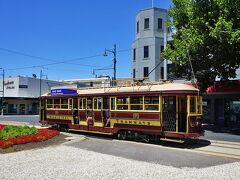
[204,80,240,127]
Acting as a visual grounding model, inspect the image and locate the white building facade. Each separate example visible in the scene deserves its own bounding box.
[132,7,171,82]
[0,76,64,115]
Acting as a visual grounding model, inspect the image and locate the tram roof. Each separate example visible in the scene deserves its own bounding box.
[42,82,199,97]
[76,82,199,96]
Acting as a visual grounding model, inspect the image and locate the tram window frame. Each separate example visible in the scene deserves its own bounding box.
[110,97,116,110]
[79,98,87,110]
[197,96,202,114]
[144,96,159,111]
[78,98,82,109]
[190,96,198,114]
[130,96,143,110]
[53,99,60,109]
[69,98,73,109]
[61,98,68,109]
[93,97,103,110]
[46,99,53,109]
[116,97,129,110]
[87,98,93,110]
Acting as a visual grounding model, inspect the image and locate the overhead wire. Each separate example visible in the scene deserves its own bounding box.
[0,47,105,70]
[1,44,157,71]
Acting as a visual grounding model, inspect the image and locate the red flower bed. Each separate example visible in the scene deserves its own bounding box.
[0,124,5,130]
[0,124,60,149]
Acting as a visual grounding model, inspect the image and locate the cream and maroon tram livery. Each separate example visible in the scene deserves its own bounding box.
[40,82,204,141]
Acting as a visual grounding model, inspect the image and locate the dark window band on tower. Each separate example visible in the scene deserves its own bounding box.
[133,48,136,61]
[137,21,139,33]
[144,18,149,29]
[158,18,163,29]
[144,46,149,58]
[144,67,149,78]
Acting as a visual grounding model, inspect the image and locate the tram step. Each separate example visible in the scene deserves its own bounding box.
[160,138,184,143]
[69,129,113,135]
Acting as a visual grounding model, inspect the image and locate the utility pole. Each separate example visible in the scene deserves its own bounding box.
[39,69,47,122]
[104,44,117,86]
[113,44,117,84]
[0,68,4,116]
[40,70,42,97]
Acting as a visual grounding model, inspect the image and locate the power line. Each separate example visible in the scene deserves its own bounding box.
[1,44,157,71]
[0,47,105,70]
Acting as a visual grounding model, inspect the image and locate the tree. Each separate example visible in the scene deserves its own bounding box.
[162,0,240,91]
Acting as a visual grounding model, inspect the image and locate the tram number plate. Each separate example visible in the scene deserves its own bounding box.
[133,113,139,119]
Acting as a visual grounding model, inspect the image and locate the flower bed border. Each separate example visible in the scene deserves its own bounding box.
[0,124,60,149]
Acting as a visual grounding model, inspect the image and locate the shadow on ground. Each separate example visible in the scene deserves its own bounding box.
[63,130,211,149]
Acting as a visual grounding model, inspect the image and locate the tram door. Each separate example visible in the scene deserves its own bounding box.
[162,96,176,132]
[178,96,187,132]
[72,98,79,125]
[86,98,94,126]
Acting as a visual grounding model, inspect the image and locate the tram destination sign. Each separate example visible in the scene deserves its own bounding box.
[51,85,77,95]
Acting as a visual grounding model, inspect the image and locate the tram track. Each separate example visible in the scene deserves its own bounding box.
[63,130,240,160]
[193,140,240,160]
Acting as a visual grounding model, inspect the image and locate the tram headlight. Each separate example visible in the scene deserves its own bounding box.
[189,117,202,127]
[196,116,202,126]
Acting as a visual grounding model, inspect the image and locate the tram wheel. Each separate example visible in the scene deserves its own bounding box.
[117,131,127,140]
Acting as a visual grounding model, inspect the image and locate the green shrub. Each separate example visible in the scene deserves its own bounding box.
[0,125,37,140]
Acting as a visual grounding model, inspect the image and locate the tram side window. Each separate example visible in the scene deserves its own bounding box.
[61,99,68,109]
[79,98,86,110]
[54,99,60,108]
[94,98,98,109]
[130,96,143,110]
[79,98,82,109]
[69,98,73,109]
[144,96,159,111]
[197,96,202,114]
[110,97,116,110]
[117,97,129,110]
[93,98,102,110]
[190,96,197,113]
[98,98,102,110]
[47,99,53,109]
[87,98,93,109]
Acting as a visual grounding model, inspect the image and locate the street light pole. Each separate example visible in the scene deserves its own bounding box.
[104,44,117,86]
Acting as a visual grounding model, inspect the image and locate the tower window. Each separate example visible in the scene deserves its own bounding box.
[161,67,164,79]
[133,48,136,61]
[158,18,163,29]
[137,21,139,33]
[144,46,149,58]
[161,46,164,53]
[143,67,149,78]
[144,18,149,29]
[133,69,136,79]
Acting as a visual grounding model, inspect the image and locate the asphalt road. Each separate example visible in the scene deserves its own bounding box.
[66,136,238,168]
[0,115,40,125]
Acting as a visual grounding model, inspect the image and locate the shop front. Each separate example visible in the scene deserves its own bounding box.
[4,98,39,115]
[203,80,240,128]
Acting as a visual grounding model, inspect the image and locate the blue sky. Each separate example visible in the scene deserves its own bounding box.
[0,0,172,80]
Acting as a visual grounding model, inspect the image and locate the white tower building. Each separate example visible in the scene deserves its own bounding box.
[132,7,170,82]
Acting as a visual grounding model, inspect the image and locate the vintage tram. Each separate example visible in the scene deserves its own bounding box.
[40,82,204,142]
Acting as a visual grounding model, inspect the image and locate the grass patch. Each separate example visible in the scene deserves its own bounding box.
[0,125,37,140]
